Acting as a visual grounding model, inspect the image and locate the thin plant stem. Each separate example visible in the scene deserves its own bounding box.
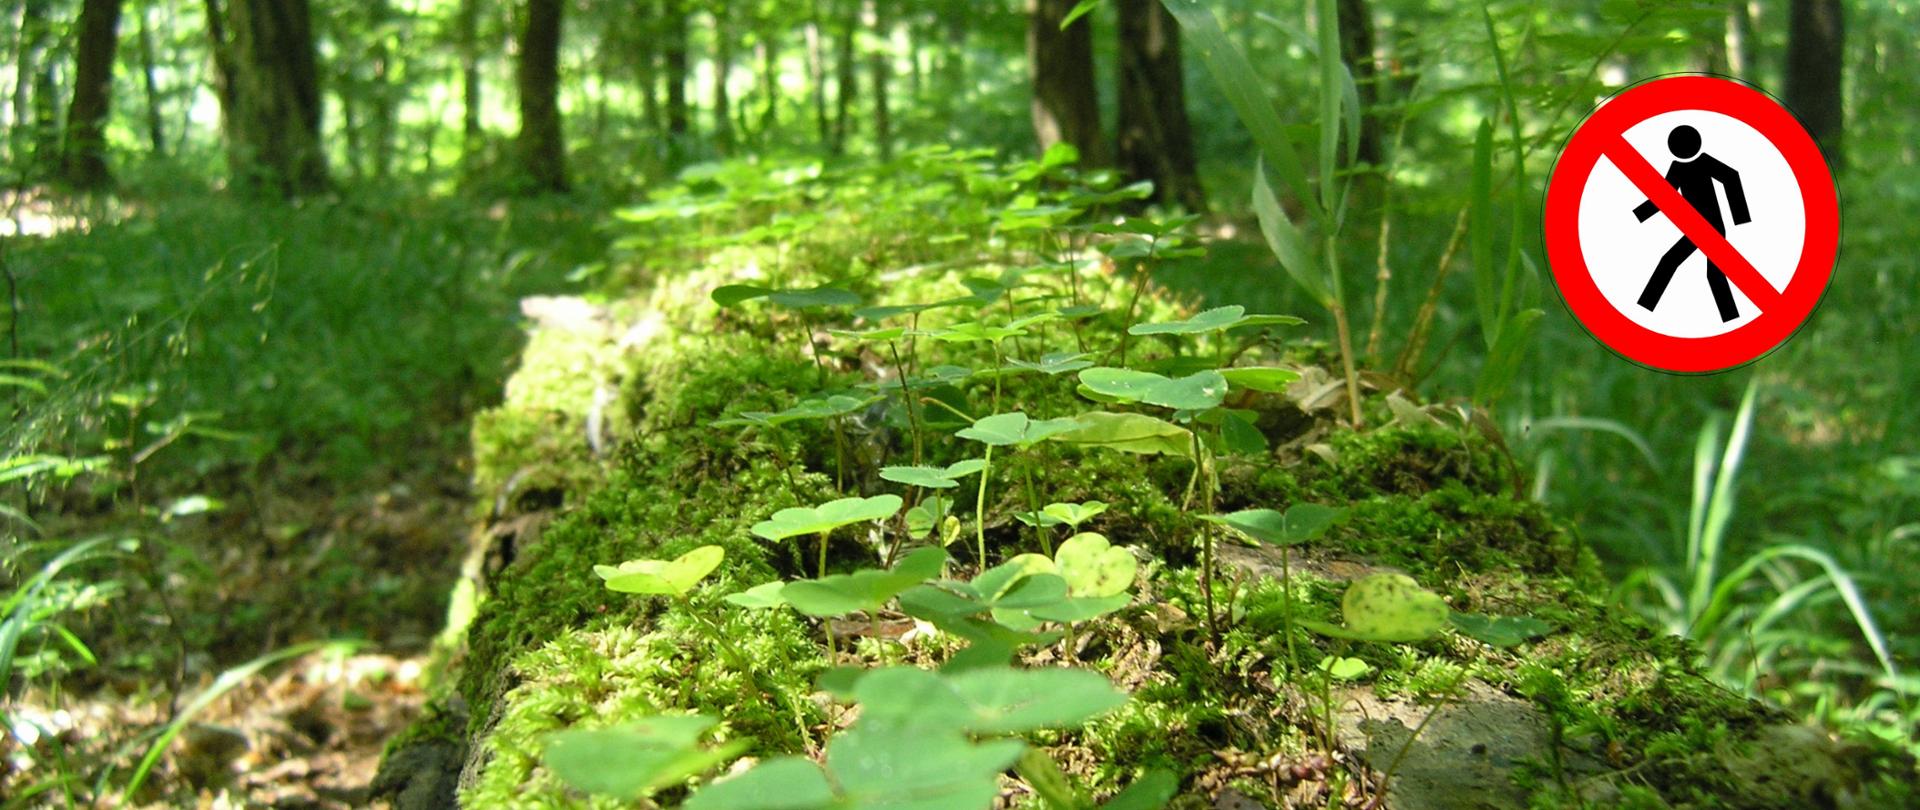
[1020,457,1049,554]
[974,444,994,567]
[1325,234,1364,427]
[816,529,830,579]
[888,339,924,464]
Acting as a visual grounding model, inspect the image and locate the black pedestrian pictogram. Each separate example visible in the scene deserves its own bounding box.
[1630,125,1752,322]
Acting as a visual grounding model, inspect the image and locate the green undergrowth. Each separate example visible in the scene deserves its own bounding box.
[398,151,1914,809]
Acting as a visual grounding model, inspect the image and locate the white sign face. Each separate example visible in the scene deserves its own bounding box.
[1575,109,1806,339]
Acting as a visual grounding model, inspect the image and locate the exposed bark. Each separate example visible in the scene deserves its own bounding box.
[1336,0,1382,167]
[61,0,124,189]
[1115,0,1201,209]
[516,0,566,191]
[866,0,891,159]
[1027,0,1104,164]
[1784,0,1844,165]
[206,0,330,196]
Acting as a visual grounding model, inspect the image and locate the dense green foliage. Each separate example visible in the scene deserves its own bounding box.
[1,0,1916,807]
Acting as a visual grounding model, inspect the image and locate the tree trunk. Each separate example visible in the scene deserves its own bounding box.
[1027,0,1104,164]
[12,0,59,171]
[830,0,857,155]
[516,0,566,191]
[806,10,829,147]
[1784,0,1844,166]
[758,28,778,136]
[136,1,166,156]
[664,0,690,143]
[866,0,891,159]
[459,0,482,161]
[1115,0,1200,208]
[712,3,735,154]
[61,0,124,189]
[1336,0,1382,167]
[206,0,330,195]
[369,0,396,179]
[1725,1,1754,79]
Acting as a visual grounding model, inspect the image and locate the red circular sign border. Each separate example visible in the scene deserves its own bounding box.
[1543,74,1839,374]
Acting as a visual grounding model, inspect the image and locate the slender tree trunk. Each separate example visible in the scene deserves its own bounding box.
[805,9,829,147]
[830,0,857,155]
[136,1,166,156]
[1336,0,1382,167]
[61,0,124,188]
[1027,0,1104,164]
[1726,0,1754,79]
[369,0,395,179]
[636,20,661,141]
[459,0,482,161]
[664,0,690,143]
[758,28,778,136]
[13,0,58,170]
[712,3,735,154]
[516,0,565,191]
[206,0,330,195]
[1115,0,1201,209]
[1784,0,1844,165]
[866,0,891,159]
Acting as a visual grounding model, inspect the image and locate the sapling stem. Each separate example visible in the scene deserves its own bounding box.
[1115,236,1161,365]
[1280,545,1298,678]
[1190,429,1218,641]
[1020,458,1049,555]
[816,529,830,579]
[1324,233,1365,427]
[887,339,924,464]
[974,444,994,567]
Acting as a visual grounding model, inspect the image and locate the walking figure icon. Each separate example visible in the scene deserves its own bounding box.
[1630,124,1752,322]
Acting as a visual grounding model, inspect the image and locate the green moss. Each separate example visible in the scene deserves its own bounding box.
[460,606,822,808]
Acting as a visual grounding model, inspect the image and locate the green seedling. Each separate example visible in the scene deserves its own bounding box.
[594,545,725,596]
[904,494,954,538]
[712,393,881,428]
[1301,573,1449,643]
[1203,504,1351,669]
[687,666,1127,810]
[1126,305,1304,335]
[779,547,947,618]
[1218,366,1301,393]
[1008,351,1094,375]
[1051,532,1136,599]
[955,411,1081,560]
[1050,411,1194,458]
[543,715,745,801]
[1077,367,1228,411]
[1318,655,1373,681]
[1450,612,1556,648]
[879,458,987,489]
[711,284,862,309]
[1015,500,1109,531]
[752,495,904,578]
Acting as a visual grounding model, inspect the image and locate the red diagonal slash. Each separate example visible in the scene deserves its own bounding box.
[1603,137,1783,312]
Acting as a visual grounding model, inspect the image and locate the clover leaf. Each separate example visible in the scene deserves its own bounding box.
[1077,367,1228,411]
[956,411,1081,447]
[543,715,745,801]
[1200,503,1349,547]
[1014,500,1108,529]
[712,284,862,310]
[1127,305,1306,335]
[1007,351,1094,375]
[1449,612,1556,647]
[594,545,725,596]
[779,546,947,617]
[879,459,988,489]
[1299,573,1449,643]
[1049,411,1194,457]
[750,495,904,541]
[1052,532,1136,598]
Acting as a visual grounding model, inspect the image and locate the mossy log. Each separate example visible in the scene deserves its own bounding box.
[374,253,1908,810]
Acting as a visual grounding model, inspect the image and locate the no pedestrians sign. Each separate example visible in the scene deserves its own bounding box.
[1543,75,1839,373]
